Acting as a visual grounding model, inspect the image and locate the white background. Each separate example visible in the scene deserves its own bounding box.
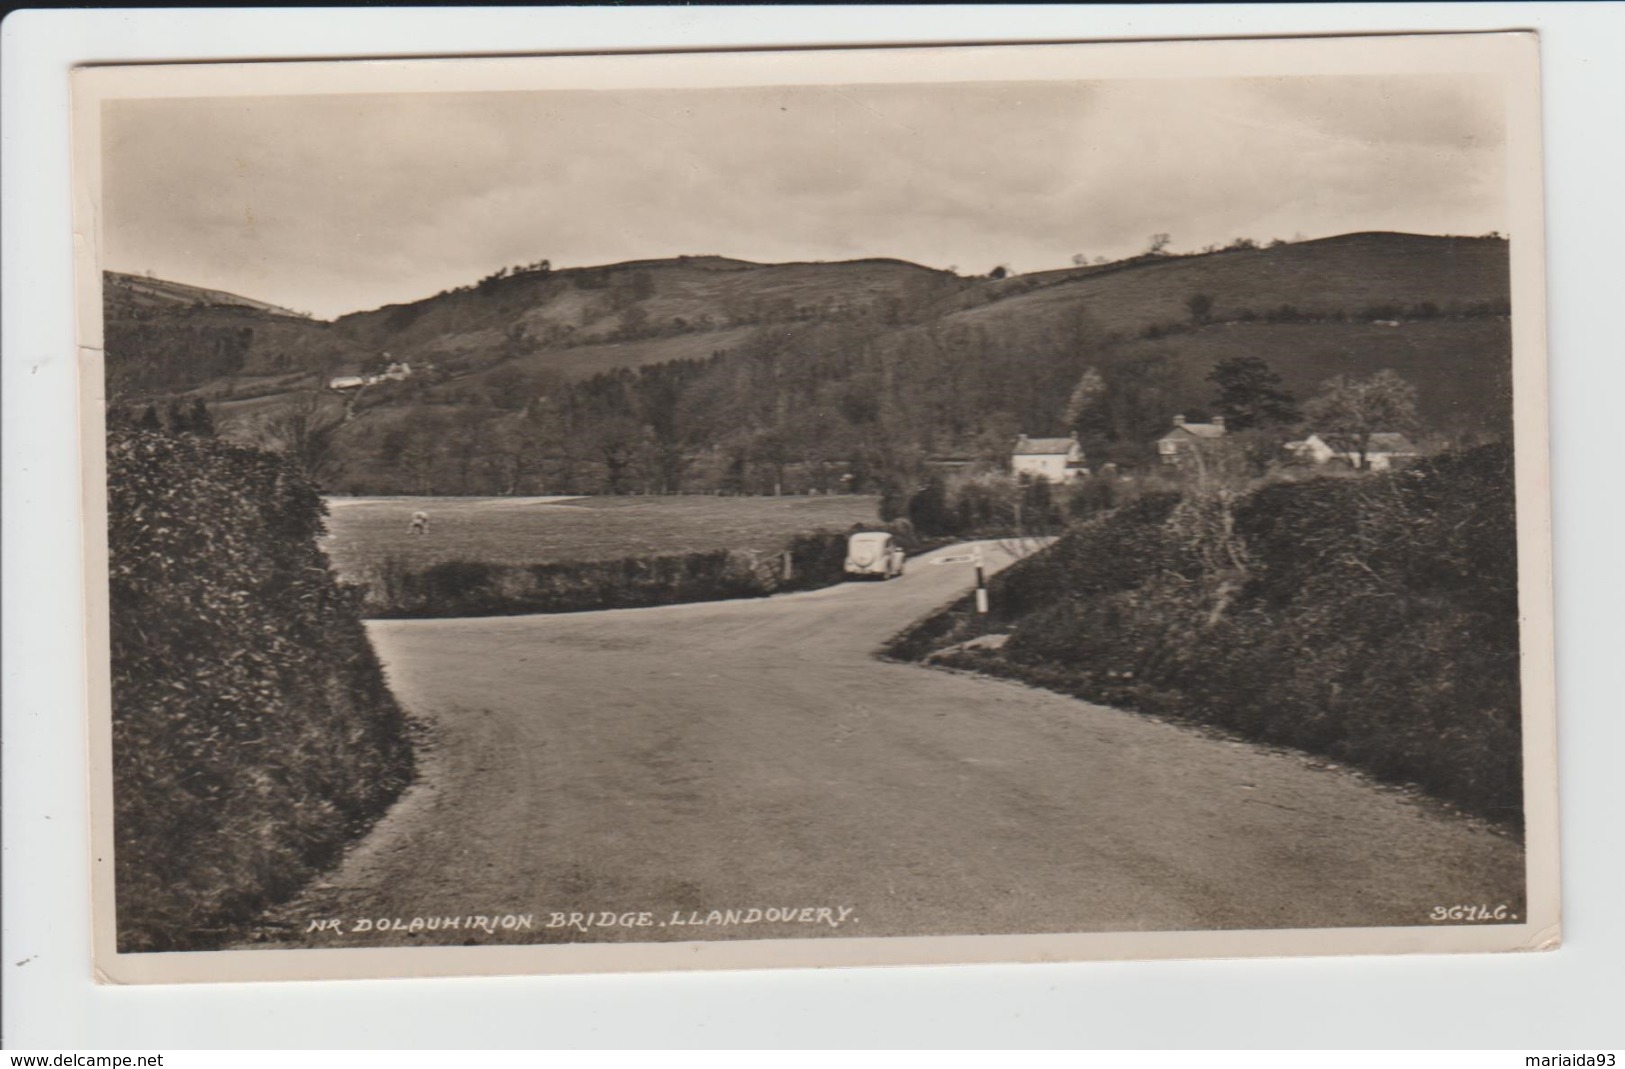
[4,4,1621,1050]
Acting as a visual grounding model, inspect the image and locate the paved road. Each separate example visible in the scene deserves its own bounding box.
[258,541,1524,947]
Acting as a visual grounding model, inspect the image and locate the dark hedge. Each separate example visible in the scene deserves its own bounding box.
[356,522,921,618]
[885,445,1523,824]
[107,429,414,951]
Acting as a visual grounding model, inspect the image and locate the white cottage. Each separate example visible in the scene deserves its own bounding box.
[1012,435,1086,483]
[1286,432,1420,472]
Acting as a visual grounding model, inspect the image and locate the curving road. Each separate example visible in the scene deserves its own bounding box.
[255,540,1525,948]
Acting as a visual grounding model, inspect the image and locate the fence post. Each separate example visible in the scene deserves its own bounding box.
[973,545,989,614]
[782,549,793,583]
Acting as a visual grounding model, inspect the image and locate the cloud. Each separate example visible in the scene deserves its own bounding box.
[101,74,1508,318]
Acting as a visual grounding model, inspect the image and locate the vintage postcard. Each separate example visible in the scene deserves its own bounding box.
[72,32,1557,984]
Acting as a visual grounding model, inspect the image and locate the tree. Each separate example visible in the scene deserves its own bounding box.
[1145,233,1172,257]
[479,422,541,495]
[582,414,646,494]
[187,398,216,437]
[751,428,795,496]
[906,474,953,536]
[1207,356,1301,431]
[1304,370,1420,470]
[251,391,347,486]
[165,398,216,436]
[1186,293,1215,324]
[1063,367,1107,436]
[398,440,437,494]
[1100,353,1179,447]
[988,265,1008,280]
[1071,253,1089,267]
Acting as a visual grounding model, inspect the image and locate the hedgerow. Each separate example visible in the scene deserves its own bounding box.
[107,429,414,951]
[885,445,1523,824]
[356,521,921,618]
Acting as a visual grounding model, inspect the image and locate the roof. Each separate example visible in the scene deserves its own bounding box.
[1161,423,1227,440]
[1317,432,1419,455]
[1013,437,1078,456]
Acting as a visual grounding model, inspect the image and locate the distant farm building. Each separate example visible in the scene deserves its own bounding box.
[329,361,416,392]
[1157,414,1227,466]
[1012,435,1086,483]
[1286,432,1420,472]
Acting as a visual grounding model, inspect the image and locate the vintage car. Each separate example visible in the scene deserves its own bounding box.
[844,531,906,580]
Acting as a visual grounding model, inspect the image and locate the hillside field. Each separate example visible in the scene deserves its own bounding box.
[1105,317,1513,431]
[110,232,1515,496]
[948,233,1507,342]
[319,493,882,580]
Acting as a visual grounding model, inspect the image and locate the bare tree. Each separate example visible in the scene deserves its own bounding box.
[581,414,647,495]
[479,423,542,495]
[1063,367,1107,437]
[250,391,348,486]
[1304,370,1421,471]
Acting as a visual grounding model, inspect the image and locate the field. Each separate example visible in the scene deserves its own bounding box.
[319,493,882,581]
[950,233,1509,342]
[1105,317,1513,431]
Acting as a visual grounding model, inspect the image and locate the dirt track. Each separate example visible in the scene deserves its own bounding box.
[254,540,1524,947]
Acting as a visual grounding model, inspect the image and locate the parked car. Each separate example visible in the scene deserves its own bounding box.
[844,531,906,580]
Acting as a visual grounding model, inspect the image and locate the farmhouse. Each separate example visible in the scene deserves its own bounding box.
[328,361,416,392]
[1156,414,1227,466]
[1286,432,1420,472]
[1011,435,1086,483]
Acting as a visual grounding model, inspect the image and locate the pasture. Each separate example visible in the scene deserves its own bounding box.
[319,494,882,581]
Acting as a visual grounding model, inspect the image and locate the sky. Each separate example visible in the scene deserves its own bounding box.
[101,74,1507,320]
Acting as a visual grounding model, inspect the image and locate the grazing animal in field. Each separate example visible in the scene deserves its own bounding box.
[409,510,430,536]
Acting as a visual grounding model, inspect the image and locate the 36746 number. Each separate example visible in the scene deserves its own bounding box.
[1429,903,1515,922]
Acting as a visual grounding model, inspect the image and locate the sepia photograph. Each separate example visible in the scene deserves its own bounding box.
[71,31,1557,984]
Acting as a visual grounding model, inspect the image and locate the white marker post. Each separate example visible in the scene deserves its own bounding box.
[932,547,989,614]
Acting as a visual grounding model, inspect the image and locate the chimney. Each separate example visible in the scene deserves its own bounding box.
[1212,415,1225,428]
[1172,414,1186,426]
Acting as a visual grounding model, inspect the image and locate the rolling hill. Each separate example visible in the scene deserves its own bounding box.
[107,271,306,317]
[103,271,370,402]
[944,233,1506,338]
[104,231,1512,495]
[330,256,968,375]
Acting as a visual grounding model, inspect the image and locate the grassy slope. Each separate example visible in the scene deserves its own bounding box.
[1108,318,1513,432]
[104,273,371,402]
[460,326,762,384]
[332,257,963,377]
[106,271,304,316]
[947,234,1508,340]
[115,233,1513,462]
[319,493,882,579]
[929,233,1511,432]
